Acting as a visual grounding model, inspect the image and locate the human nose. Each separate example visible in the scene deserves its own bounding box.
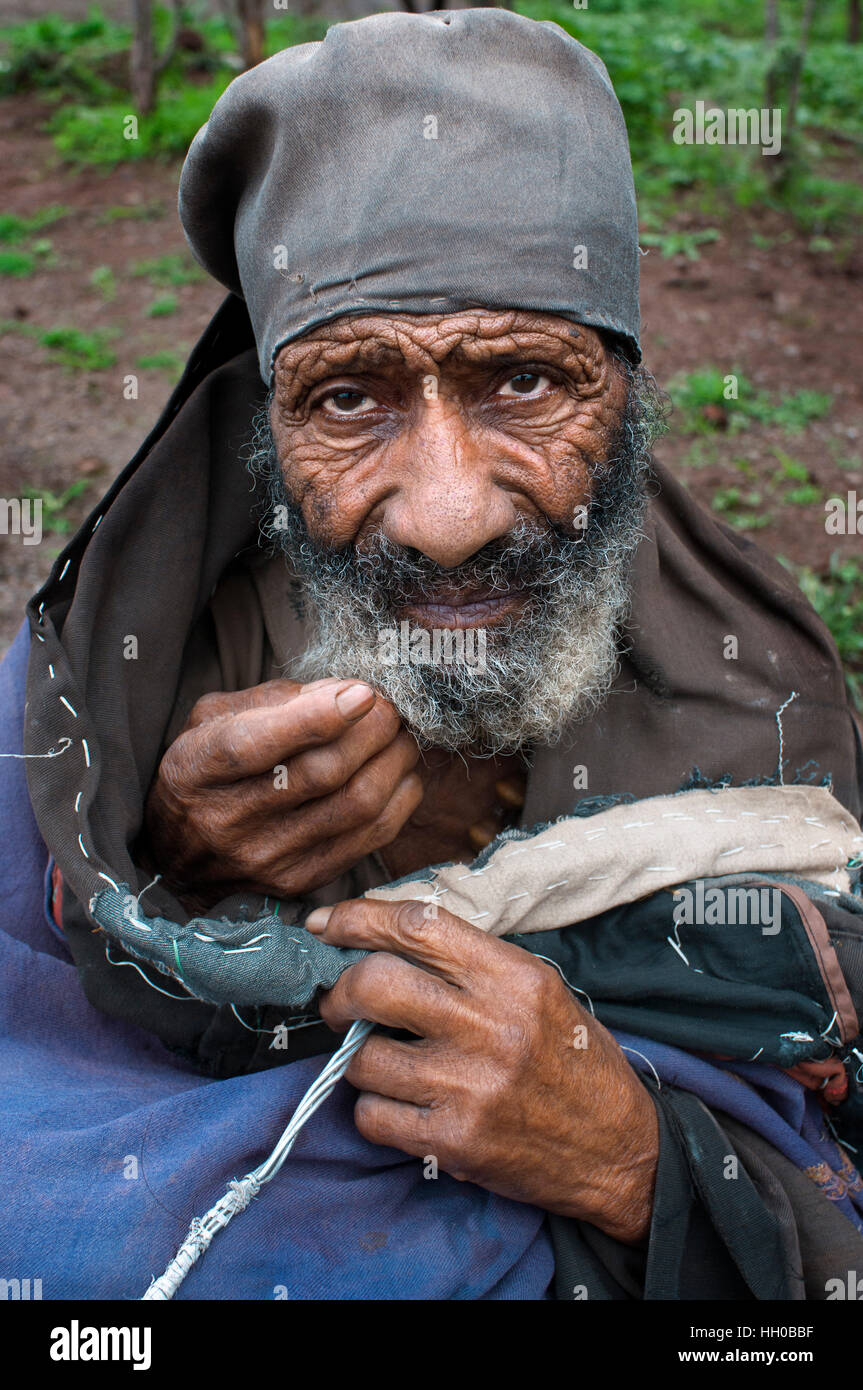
[378,403,517,567]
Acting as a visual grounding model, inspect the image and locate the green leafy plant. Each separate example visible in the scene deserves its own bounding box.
[710,485,772,530]
[96,202,165,224]
[131,254,203,288]
[146,294,178,317]
[135,349,185,374]
[639,227,720,260]
[0,250,35,277]
[786,554,863,707]
[0,206,70,245]
[38,326,117,371]
[0,11,131,98]
[669,368,833,437]
[515,0,863,236]
[89,265,117,300]
[21,479,91,535]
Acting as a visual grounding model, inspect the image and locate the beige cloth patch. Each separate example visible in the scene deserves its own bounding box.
[366,784,863,937]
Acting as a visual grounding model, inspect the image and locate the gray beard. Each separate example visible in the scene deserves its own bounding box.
[248,370,660,755]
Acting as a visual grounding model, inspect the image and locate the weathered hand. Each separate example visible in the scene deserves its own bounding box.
[142,678,423,907]
[309,898,659,1243]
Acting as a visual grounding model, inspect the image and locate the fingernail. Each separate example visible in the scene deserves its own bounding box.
[306,906,334,934]
[335,683,374,719]
[468,819,499,851]
[495,776,526,809]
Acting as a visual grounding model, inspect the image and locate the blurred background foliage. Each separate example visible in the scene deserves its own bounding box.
[1,0,860,236]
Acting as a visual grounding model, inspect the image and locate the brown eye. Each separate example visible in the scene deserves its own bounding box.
[322,389,376,415]
[499,372,550,397]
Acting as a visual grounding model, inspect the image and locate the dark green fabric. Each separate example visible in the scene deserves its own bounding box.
[512,879,856,1068]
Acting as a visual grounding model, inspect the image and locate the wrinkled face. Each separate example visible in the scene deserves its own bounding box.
[253,309,660,753]
[270,310,626,613]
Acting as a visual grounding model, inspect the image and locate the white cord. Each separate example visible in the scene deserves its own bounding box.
[141,1018,373,1300]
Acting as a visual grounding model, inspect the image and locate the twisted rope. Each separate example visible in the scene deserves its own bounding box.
[141,1018,373,1300]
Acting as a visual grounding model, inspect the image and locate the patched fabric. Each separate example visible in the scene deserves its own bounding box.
[87,783,862,1029]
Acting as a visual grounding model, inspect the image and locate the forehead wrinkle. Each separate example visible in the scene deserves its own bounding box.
[273,310,610,403]
[274,337,406,406]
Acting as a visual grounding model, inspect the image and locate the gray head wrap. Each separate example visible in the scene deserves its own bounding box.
[179,8,641,383]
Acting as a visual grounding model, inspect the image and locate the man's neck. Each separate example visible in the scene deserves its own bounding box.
[376,748,527,880]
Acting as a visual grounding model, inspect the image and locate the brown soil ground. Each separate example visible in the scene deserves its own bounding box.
[1,90,862,656]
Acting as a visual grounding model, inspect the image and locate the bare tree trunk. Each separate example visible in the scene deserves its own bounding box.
[764,0,779,109]
[236,0,266,69]
[155,0,183,76]
[849,0,861,43]
[130,0,155,115]
[785,0,818,144]
[765,0,779,45]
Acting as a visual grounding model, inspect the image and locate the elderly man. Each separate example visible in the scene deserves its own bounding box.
[2,9,863,1302]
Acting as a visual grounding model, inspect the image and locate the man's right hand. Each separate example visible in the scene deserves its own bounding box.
[142,678,423,908]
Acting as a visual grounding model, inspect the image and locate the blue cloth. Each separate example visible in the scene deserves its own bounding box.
[0,624,554,1300]
[614,1030,863,1232]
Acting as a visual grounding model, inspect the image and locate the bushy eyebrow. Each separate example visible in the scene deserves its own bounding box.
[274,339,407,408]
[273,320,603,409]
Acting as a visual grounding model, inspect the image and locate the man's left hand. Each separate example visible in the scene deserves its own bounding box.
[308,898,659,1243]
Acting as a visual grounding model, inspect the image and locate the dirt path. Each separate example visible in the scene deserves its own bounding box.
[2,92,861,655]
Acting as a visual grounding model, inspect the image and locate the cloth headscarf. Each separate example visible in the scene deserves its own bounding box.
[178,8,641,381]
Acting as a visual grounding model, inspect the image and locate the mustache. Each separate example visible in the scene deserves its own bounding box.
[304,518,600,612]
[254,425,650,621]
[244,381,658,752]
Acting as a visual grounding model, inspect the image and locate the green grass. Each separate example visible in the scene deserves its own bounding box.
[705,447,826,531]
[786,554,863,707]
[21,479,91,535]
[669,368,833,436]
[710,485,773,530]
[769,448,824,507]
[131,254,203,288]
[146,294,178,317]
[0,205,70,244]
[89,265,116,300]
[48,78,234,165]
[38,326,117,371]
[135,349,185,374]
[0,319,118,370]
[639,227,720,261]
[0,250,35,277]
[827,440,863,473]
[0,237,57,275]
[0,207,66,276]
[96,202,165,224]
[747,389,834,434]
